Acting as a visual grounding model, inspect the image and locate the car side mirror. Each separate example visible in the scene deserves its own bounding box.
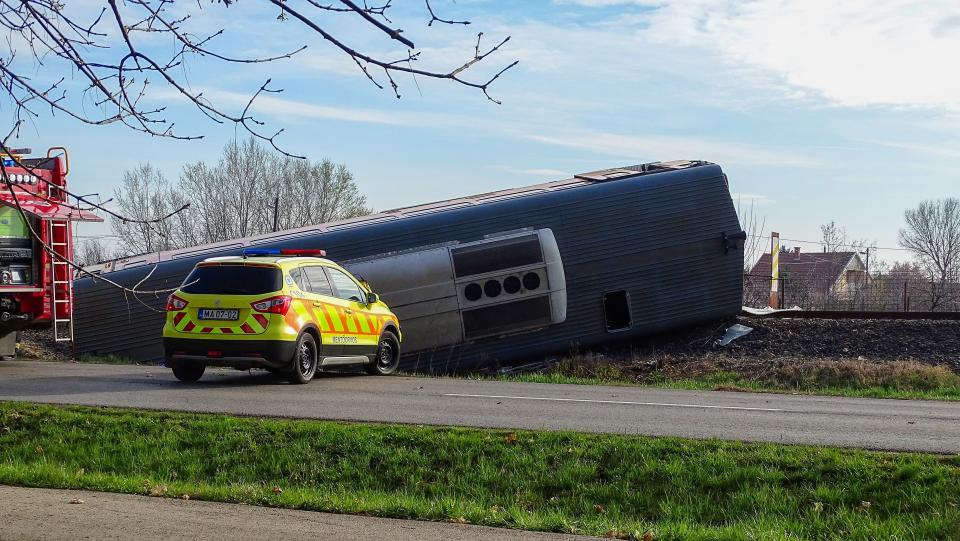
[367,292,380,305]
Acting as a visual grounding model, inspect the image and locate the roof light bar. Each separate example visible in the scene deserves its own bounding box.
[280,249,326,257]
[241,248,326,258]
[242,248,281,257]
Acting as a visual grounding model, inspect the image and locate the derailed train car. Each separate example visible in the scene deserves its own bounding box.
[75,161,746,372]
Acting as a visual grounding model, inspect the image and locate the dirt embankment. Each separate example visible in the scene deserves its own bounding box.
[523,317,960,385]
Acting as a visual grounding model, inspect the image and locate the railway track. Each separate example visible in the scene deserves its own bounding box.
[742,309,960,320]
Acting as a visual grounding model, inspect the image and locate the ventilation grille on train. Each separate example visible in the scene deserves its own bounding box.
[462,296,553,340]
[451,235,543,278]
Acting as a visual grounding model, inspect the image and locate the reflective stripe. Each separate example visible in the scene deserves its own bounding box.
[314,308,331,331]
[325,305,344,331]
[355,313,371,334]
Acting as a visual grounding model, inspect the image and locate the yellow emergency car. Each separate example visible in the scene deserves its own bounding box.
[162,248,401,383]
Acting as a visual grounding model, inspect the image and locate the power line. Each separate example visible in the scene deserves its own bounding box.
[747,234,913,253]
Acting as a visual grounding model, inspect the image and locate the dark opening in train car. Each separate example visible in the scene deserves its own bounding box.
[74,160,745,372]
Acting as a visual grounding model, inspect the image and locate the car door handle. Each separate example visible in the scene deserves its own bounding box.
[344,308,353,314]
[313,302,323,307]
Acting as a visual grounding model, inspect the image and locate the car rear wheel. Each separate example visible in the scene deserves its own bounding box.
[287,333,318,384]
[171,362,205,382]
[366,331,400,375]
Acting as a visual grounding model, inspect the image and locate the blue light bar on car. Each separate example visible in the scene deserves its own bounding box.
[242,248,281,257]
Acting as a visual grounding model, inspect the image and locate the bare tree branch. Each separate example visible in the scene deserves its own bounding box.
[0,0,516,153]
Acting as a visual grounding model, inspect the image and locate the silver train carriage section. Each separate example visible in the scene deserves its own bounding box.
[74,161,746,373]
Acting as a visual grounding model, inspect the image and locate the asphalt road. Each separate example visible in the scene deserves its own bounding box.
[0,485,594,541]
[1,360,958,453]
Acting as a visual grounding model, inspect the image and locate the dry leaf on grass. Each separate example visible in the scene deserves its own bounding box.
[642,531,655,541]
[450,516,469,524]
[603,530,629,540]
[149,484,167,497]
[503,432,518,445]
[594,504,606,514]
[858,501,872,512]
[272,486,283,495]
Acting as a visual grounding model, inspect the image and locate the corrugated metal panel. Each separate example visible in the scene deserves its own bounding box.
[74,162,744,371]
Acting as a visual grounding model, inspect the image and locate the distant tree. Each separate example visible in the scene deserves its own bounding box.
[820,221,847,252]
[112,137,370,254]
[76,239,109,267]
[736,196,766,272]
[111,164,179,254]
[898,198,960,310]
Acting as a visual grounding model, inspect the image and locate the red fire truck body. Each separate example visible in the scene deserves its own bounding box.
[0,148,102,357]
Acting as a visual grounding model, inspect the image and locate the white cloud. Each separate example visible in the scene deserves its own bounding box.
[524,131,819,167]
[636,0,960,110]
[152,87,425,126]
[731,192,774,206]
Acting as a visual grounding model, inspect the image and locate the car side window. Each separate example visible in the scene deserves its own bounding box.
[326,267,365,303]
[303,266,334,297]
[288,268,310,292]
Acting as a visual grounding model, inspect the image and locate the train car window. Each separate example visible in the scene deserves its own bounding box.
[603,291,632,331]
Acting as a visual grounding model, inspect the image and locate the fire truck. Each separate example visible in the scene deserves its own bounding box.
[0,147,102,358]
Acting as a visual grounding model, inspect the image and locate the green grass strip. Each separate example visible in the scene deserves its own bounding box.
[482,371,960,402]
[1,401,958,540]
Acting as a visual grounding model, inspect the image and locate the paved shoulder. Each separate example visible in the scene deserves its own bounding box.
[0,485,592,541]
[1,360,959,452]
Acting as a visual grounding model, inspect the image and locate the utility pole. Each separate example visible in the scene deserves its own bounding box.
[769,232,780,309]
[272,195,280,232]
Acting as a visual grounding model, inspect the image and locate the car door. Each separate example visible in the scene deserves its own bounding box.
[300,265,344,356]
[323,266,380,359]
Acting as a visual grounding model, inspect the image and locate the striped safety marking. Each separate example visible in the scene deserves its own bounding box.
[170,299,398,338]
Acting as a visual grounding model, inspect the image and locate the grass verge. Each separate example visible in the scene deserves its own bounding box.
[76,354,143,365]
[485,357,960,401]
[1,402,958,540]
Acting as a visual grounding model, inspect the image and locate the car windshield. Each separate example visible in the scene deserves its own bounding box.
[180,265,282,295]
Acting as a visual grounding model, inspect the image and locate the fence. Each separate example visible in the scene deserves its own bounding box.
[743,273,960,312]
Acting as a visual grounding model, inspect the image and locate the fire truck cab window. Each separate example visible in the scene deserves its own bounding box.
[603,291,632,332]
[0,206,31,247]
[303,266,334,297]
[326,267,366,303]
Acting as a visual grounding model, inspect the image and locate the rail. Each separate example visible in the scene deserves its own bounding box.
[741,309,960,321]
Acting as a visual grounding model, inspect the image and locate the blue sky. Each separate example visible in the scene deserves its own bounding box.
[7,0,960,264]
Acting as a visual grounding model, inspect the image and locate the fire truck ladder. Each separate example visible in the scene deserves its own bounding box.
[48,219,74,342]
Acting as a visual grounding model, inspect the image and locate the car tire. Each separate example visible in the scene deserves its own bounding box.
[287,333,318,384]
[171,362,205,382]
[366,331,400,376]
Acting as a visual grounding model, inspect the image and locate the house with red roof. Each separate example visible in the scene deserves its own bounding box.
[749,247,867,308]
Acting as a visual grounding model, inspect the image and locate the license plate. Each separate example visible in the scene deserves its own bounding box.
[197,309,240,321]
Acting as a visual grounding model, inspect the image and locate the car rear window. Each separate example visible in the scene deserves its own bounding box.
[181,265,282,295]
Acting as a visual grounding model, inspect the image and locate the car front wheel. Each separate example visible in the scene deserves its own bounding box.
[366,331,400,375]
